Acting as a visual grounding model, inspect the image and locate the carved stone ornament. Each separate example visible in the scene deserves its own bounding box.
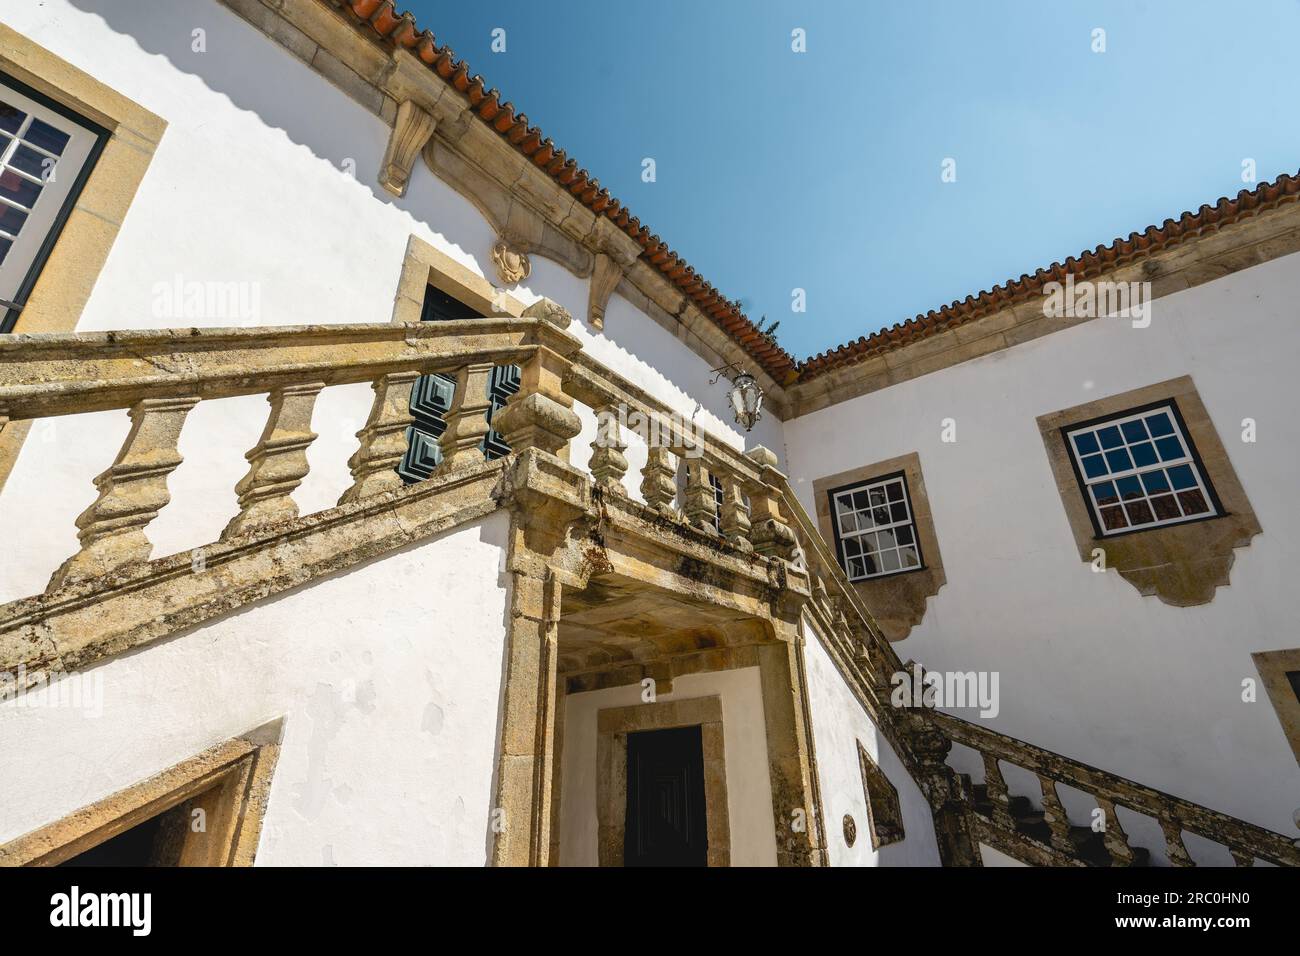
[843,813,858,847]
[492,238,532,285]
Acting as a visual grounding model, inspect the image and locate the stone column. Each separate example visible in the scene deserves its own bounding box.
[438,362,494,470]
[745,445,798,560]
[757,629,824,866]
[490,568,562,867]
[48,396,198,590]
[491,299,581,460]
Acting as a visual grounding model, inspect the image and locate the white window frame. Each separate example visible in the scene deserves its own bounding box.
[830,472,922,582]
[0,72,106,328]
[1064,402,1221,537]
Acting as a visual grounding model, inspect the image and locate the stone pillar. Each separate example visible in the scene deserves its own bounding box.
[757,630,823,866]
[438,362,494,470]
[222,382,323,539]
[490,568,562,867]
[48,396,199,590]
[338,371,418,504]
[491,299,581,460]
[745,445,798,560]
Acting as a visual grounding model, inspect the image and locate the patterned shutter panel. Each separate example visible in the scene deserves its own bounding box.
[397,283,521,481]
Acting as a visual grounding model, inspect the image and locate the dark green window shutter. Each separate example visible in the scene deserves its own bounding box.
[398,283,521,482]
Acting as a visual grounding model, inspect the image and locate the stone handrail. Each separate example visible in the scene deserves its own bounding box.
[932,709,1300,867]
[0,304,583,594]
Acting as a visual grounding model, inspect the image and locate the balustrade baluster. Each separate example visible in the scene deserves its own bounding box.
[640,446,677,514]
[339,371,419,504]
[682,459,718,535]
[1094,796,1136,865]
[981,753,1017,830]
[1036,775,1075,854]
[588,404,628,494]
[744,446,797,560]
[222,382,323,539]
[1159,817,1196,866]
[47,396,199,590]
[718,474,752,550]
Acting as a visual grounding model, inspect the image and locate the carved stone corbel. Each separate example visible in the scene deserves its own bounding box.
[492,236,532,285]
[586,252,624,332]
[379,99,437,198]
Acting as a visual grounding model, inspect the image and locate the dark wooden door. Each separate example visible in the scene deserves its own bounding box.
[624,725,708,867]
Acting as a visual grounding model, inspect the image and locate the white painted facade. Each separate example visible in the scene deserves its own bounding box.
[802,619,941,866]
[0,512,512,865]
[785,251,1300,840]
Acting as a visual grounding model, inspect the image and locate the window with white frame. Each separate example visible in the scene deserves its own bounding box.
[1064,402,1221,536]
[0,73,108,332]
[829,472,922,581]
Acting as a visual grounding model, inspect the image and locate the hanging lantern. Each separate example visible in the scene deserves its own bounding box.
[711,365,764,432]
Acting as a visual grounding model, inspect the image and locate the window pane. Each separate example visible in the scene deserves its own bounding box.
[1129,442,1158,467]
[1104,448,1132,472]
[1145,412,1174,437]
[1167,464,1196,490]
[1120,420,1148,443]
[0,202,28,235]
[1177,489,1209,515]
[1115,475,1142,500]
[0,236,10,264]
[0,170,41,208]
[1124,500,1155,525]
[879,549,901,573]
[1100,506,1128,531]
[1082,454,1108,478]
[1141,470,1170,494]
[1150,495,1180,521]
[9,143,51,179]
[1092,481,1118,506]
[1073,432,1100,455]
[1098,425,1124,449]
[0,102,23,134]
[899,546,920,567]
[1155,436,1184,461]
[24,118,69,155]
[887,481,904,502]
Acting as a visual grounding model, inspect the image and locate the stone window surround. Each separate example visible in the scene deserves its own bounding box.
[857,740,905,851]
[813,451,946,642]
[595,694,730,867]
[0,25,167,494]
[0,721,281,866]
[1252,648,1300,766]
[1037,375,1260,607]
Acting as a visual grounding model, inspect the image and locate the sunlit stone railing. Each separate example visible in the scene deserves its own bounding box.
[932,709,1300,867]
[0,302,581,594]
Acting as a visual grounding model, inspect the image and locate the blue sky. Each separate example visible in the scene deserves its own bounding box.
[405,0,1300,361]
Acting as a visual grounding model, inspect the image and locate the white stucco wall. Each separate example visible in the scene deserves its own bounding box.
[0,511,511,865]
[784,251,1300,839]
[557,667,779,866]
[0,0,787,605]
[802,618,942,866]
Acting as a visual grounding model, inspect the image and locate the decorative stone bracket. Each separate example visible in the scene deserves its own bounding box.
[587,251,624,332]
[379,99,437,198]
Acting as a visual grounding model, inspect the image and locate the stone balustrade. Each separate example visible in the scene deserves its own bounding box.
[931,709,1300,867]
[0,306,581,595]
